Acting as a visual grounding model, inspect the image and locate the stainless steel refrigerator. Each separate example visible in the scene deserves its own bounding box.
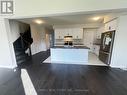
[99,31,115,65]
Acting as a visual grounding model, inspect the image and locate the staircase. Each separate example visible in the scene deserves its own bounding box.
[15,49,30,65]
[13,30,33,66]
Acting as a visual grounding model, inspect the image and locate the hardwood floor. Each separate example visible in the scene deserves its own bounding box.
[0,50,127,95]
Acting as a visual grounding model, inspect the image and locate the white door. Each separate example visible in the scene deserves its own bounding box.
[84,29,95,51]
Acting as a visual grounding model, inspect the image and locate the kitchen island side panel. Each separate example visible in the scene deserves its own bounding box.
[51,48,88,63]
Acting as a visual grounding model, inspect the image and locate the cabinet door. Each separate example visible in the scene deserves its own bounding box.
[105,19,117,31]
[77,28,83,39]
[63,29,69,36]
[68,28,73,38]
[59,29,64,39]
[73,28,83,39]
[55,29,64,39]
[68,28,73,36]
[63,28,73,36]
[55,29,60,39]
[96,27,103,39]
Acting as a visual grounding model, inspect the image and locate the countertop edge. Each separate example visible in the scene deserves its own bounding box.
[51,46,90,49]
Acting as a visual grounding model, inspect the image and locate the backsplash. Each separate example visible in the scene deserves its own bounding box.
[55,39,84,45]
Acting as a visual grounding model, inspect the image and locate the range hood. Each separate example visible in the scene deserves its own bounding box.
[64,36,73,46]
[64,36,73,41]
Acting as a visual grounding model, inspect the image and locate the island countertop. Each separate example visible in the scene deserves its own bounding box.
[51,46,90,49]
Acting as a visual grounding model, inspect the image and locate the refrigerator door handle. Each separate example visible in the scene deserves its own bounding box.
[102,35,106,49]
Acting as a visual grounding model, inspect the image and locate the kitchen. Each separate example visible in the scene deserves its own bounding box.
[1,1,127,94]
[51,27,92,64]
[17,13,118,66]
[43,17,117,66]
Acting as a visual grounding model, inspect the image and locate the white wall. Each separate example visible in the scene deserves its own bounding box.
[1,20,30,68]
[45,34,50,49]
[9,20,29,43]
[9,21,20,43]
[30,25,47,55]
[10,0,127,18]
[0,18,16,68]
[111,15,127,68]
[53,24,100,29]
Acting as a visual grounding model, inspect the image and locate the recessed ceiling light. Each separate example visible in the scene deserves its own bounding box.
[93,17,100,21]
[34,19,44,24]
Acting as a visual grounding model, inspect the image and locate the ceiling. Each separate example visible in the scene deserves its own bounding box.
[17,12,127,26]
[18,13,105,26]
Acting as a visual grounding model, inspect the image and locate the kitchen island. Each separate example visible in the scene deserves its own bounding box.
[50,46,90,64]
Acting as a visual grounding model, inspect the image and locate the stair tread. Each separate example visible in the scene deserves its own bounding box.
[17,56,30,65]
[16,54,28,61]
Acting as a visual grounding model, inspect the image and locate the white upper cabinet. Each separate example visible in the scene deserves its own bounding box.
[68,28,73,36]
[63,28,72,36]
[54,29,59,39]
[104,19,118,32]
[55,29,64,39]
[96,26,104,39]
[94,19,118,40]
[72,28,83,39]
[54,28,83,39]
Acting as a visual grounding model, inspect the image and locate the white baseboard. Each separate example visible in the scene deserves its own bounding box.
[110,65,127,69]
[0,65,17,69]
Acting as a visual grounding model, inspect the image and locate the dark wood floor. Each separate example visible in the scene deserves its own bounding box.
[0,50,127,95]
